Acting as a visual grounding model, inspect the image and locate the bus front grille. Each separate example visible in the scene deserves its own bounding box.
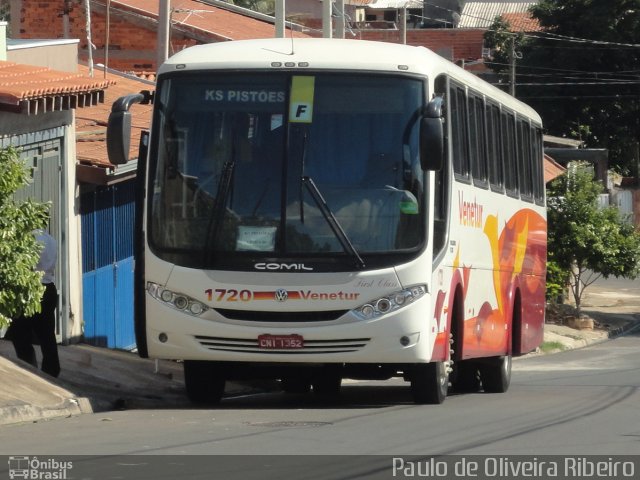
[213,308,349,322]
[195,335,370,354]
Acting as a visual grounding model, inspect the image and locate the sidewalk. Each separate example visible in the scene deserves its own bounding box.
[1,280,638,426]
[0,340,265,426]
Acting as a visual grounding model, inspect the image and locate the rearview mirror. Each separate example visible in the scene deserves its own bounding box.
[420,96,445,171]
[106,92,152,165]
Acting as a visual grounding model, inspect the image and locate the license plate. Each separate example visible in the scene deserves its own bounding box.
[258,334,304,349]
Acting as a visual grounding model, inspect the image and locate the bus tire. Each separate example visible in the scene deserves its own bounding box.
[281,376,312,394]
[410,362,448,404]
[312,365,342,399]
[479,355,512,393]
[183,360,226,404]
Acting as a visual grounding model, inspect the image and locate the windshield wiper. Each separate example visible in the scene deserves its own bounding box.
[204,156,236,262]
[301,176,365,269]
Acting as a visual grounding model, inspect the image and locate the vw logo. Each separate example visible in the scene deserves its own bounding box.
[274,289,288,302]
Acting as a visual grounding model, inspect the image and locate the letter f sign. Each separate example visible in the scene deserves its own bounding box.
[289,76,315,123]
[290,102,313,123]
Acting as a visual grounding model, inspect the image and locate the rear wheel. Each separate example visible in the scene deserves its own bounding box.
[183,360,226,404]
[479,355,512,393]
[410,361,449,404]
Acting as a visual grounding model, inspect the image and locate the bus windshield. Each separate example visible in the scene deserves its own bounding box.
[149,72,426,270]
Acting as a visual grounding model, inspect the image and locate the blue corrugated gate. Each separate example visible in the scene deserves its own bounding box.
[81,181,136,350]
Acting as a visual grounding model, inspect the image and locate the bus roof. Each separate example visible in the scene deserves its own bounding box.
[161,38,541,123]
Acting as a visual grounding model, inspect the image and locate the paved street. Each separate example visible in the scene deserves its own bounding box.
[1,329,639,457]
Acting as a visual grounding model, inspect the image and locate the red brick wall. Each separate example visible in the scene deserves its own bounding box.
[358,28,486,63]
[17,0,65,38]
[16,0,196,71]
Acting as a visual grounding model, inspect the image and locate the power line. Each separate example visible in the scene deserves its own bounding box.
[421,1,640,49]
[526,31,640,49]
[518,95,640,100]
[485,61,640,80]
[511,81,640,86]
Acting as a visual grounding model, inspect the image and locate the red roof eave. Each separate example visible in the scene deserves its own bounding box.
[0,61,113,112]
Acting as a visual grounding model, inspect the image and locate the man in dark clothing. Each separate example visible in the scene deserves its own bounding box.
[6,230,60,377]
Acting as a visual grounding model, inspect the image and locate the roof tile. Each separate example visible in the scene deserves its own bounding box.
[459,1,539,29]
[544,154,566,183]
[111,0,312,40]
[501,12,541,32]
[0,61,113,106]
[75,65,153,169]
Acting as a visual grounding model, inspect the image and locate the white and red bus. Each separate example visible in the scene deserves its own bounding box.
[107,38,546,404]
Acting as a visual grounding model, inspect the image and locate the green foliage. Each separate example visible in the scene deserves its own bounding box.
[0,147,50,327]
[0,0,9,21]
[547,167,640,313]
[539,341,566,353]
[546,259,569,302]
[484,0,640,172]
[483,16,527,76]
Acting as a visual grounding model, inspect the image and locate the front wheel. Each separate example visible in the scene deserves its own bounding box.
[183,360,226,404]
[281,376,312,394]
[312,365,342,399]
[410,362,449,404]
[479,355,512,393]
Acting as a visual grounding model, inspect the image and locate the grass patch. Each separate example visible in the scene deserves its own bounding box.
[539,341,567,353]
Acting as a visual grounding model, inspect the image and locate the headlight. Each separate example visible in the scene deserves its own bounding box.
[352,285,427,320]
[147,282,208,316]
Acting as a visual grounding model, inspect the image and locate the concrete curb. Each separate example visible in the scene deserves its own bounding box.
[0,397,90,427]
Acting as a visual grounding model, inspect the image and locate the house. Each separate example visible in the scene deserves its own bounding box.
[1,17,156,348]
[279,0,541,67]
[458,1,540,29]
[75,65,153,349]
[0,22,113,343]
[10,0,312,73]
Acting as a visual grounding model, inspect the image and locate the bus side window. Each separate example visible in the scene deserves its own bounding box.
[487,103,504,192]
[532,127,545,204]
[517,118,533,201]
[502,112,518,196]
[469,94,488,186]
[451,84,469,180]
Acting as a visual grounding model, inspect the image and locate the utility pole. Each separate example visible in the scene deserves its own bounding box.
[399,8,406,44]
[158,0,171,71]
[335,0,345,38]
[275,0,285,38]
[323,0,332,38]
[84,0,93,77]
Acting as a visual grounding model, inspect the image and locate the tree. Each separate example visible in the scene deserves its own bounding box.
[547,166,640,315]
[484,0,640,172]
[484,16,526,75]
[0,147,50,327]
